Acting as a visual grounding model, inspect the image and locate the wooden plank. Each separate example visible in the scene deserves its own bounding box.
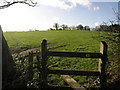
[48,51,102,58]
[47,69,100,76]
[61,75,86,90]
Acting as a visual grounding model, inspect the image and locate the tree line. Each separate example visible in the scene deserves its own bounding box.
[49,23,90,31]
[95,24,120,33]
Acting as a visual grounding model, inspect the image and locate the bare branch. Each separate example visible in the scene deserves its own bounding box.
[112,7,120,25]
[0,0,37,9]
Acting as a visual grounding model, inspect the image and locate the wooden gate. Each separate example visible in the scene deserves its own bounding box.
[41,40,108,89]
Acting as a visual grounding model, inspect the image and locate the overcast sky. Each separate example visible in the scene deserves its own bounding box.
[0,0,119,31]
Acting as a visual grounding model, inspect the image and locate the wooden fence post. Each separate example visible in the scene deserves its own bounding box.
[41,40,48,88]
[28,52,33,83]
[98,41,108,88]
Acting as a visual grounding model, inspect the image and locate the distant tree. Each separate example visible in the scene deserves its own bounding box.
[70,26,77,30]
[0,0,37,9]
[53,23,59,30]
[84,26,90,30]
[65,25,69,30]
[109,24,120,33]
[98,23,120,32]
[76,24,83,30]
[98,25,109,31]
[49,28,54,30]
[68,27,71,30]
[61,24,66,30]
[58,28,62,30]
[61,24,70,30]
[95,26,100,31]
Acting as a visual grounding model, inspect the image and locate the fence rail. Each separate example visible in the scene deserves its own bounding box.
[48,51,102,58]
[47,69,100,76]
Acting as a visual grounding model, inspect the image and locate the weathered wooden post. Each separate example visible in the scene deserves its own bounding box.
[98,41,108,88]
[41,40,48,88]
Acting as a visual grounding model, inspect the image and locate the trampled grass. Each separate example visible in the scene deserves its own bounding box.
[4,30,104,87]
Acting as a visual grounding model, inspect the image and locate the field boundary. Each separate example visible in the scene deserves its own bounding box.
[40,39,108,89]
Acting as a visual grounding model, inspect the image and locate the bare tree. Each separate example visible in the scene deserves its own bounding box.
[61,24,66,30]
[0,0,37,9]
[53,23,59,30]
[112,2,120,25]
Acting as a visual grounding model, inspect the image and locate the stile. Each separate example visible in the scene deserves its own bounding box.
[40,40,108,88]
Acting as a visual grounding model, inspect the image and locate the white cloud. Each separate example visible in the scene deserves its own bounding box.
[38,0,92,10]
[68,0,92,7]
[88,6,100,11]
[38,0,73,10]
[95,22,101,26]
[93,6,100,11]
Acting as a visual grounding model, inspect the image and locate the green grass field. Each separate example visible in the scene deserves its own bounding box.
[4,30,102,53]
[4,30,104,87]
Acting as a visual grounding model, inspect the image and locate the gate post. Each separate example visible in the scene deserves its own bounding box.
[41,40,48,88]
[98,41,108,88]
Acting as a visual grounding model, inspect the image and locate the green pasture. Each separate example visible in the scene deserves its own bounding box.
[4,30,102,53]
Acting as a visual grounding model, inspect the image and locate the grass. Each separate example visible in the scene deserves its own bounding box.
[4,30,101,53]
[4,30,104,87]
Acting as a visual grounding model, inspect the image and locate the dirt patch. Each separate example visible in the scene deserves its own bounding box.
[12,47,40,58]
[12,43,67,58]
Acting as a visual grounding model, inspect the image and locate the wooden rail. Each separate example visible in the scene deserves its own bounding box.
[40,39,108,89]
[47,69,100,76]
[48,51,102,58]
[61,75,86,90]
